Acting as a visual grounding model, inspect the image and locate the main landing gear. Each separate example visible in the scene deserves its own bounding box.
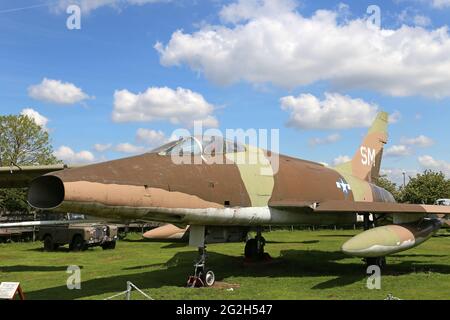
[244,228,270,261]
[362,213,387,269]
[187,246,216,288]
[365,257,386,269]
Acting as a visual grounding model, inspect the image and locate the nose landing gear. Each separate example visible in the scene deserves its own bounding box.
[187,246,216,288]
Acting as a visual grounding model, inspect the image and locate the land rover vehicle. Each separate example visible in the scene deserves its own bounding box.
[39,223,118,251]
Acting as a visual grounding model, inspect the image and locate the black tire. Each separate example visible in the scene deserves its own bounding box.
[43,235,54,252]
[71,235,87,252]
[244,239,258,258]
[102,241,116,250]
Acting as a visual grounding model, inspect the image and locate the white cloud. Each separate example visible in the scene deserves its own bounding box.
[219,0,297,24]
[156,0,450,97]
[388,111,401,124]
[54,146,95,164]
[418,155,450,176]
[114,143,146,154]
[54,0,166,14]
[400,135,434,147]
[280,92,378,130]
[112,86,218,127]
[28,78,90,105]
[413,15,431,27]
[431,0,450,9]
[93,143,112,152]
[398,9,431,27]
[20,108,49,131]
[309,133,341,146]
[136,128,167,146]
[333,155,351,166]
[384,145,412,157]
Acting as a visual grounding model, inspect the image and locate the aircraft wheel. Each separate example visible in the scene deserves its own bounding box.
[43,235,54,252]
[203,270,215,287]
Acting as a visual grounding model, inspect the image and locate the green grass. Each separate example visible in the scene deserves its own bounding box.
[1,229,450,300]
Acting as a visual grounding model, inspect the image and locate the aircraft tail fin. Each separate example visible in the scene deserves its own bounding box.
[335,112,389,182]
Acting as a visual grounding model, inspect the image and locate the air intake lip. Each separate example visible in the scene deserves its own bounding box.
[28,175,65,209]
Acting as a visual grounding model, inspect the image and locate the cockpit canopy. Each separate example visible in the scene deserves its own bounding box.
[152,136,246,156]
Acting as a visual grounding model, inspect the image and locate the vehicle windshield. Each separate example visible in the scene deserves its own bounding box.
[155,136,246,156]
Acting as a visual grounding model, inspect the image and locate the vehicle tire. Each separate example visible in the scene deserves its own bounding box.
[71,235,87,252]
[43,235,54,252]
[244,238,258,258]
[203,270,215,287]
[102,241,116,250]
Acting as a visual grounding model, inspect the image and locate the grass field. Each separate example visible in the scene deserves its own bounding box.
[1,229,450,300]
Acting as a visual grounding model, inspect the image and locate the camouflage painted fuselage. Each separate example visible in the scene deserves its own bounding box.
[28,150,393,226]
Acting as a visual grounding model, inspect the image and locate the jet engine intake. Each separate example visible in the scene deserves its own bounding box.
[28,175,65,210]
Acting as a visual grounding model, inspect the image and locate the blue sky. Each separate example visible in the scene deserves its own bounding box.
[1,0,449,184]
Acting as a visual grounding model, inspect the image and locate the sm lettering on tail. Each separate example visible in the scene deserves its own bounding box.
[360,146,376,167]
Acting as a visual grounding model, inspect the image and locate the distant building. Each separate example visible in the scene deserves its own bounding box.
[435,199,450,206]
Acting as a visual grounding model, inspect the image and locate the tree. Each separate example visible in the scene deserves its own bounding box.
[374,175,403,202]
[0,115,58,166]
[0,114,60,213]
[402,170,450,204]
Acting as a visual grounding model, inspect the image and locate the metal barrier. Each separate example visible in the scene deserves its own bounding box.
[104,281,153,300]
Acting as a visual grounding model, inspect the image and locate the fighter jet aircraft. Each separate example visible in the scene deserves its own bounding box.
[2,112,449,287]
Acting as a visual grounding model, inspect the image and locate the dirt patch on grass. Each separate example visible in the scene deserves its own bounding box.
[211,281,240,289]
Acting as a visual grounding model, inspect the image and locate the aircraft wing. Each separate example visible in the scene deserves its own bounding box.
[0,219,97,228]
[0,164,73,188]
[270,200,450,215]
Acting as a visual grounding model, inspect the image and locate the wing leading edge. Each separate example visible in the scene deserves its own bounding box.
[269,200,450,215]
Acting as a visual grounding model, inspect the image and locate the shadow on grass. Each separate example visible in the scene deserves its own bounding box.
[26,247,102,253]
[24,248,450,299]
[0,265,79,272]
[433,234,450,238]
[265,240,320,244]
[161,243,188,249]
[122,263,168,271]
